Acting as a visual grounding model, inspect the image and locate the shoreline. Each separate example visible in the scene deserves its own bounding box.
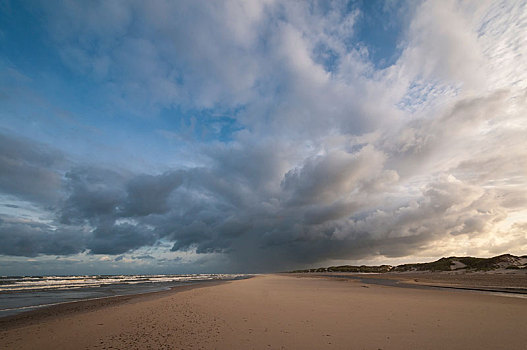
[3,272,525,330]
[2,274,526,349]
[0,279,230,331]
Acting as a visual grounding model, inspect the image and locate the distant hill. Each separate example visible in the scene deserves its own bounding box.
[289,265,393,273]
[289,254,527,273]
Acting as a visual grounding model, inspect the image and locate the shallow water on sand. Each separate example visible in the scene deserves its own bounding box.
[321,274,527,299]
[0,274,249,317]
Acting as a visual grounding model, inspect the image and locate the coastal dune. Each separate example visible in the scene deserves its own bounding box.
[1,274,526,349]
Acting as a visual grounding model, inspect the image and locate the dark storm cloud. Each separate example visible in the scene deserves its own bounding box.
[0,132,64,203]
[60,167,127,224]
[122,171,184,217]
[59,167,184,223]
[87,223,158,254]
[0,125,520,270]
[0,133,173,256]
[0,218,85,257]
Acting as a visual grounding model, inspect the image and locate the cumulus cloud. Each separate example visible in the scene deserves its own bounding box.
[1,0,526,272]
[282,146,387,206]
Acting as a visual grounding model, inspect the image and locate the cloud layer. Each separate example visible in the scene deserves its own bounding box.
[0,0,526,273]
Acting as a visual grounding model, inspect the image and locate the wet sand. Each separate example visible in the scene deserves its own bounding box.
[356,270,527,289]
[1,274,526,349]
[304,270,527,295]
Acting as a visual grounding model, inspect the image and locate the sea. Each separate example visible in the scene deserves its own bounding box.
[0,274,250,317]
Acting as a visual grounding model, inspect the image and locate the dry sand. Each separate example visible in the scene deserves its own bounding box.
[1,274,527,349]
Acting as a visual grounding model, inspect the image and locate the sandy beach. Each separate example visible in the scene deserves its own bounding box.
[1,274,526,349]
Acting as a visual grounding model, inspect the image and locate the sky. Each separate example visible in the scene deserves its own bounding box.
[0,0,526,275]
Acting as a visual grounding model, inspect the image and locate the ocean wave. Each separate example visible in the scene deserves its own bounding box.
[0,274,247,292]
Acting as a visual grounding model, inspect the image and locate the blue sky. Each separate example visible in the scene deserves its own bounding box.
[1,0,406,167]
[1,0,526,274]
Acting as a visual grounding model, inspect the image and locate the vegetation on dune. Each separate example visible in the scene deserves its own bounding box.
[289,265,392,273]
[288,254,527,273]
[392,257,454,272]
